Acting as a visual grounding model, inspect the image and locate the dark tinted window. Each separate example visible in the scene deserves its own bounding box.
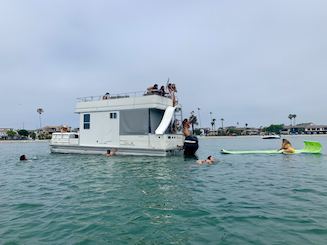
[84,114,90,129]
[110,112,117,119]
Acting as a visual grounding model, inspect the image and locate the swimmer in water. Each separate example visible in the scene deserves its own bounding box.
[105,149,117,157]
[197,155,216,164]
[19,155,28,161]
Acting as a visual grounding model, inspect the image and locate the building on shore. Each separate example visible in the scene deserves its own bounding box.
[205,126,261,136]
[41,125,72,134]
[0,128,14,140]
[281,123,327,135]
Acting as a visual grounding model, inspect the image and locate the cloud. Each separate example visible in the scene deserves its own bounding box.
[0,0,326,129]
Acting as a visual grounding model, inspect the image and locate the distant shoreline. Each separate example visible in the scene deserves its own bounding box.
[0,140,50,144]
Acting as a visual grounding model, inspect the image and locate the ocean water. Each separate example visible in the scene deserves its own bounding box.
[1,136,327,244]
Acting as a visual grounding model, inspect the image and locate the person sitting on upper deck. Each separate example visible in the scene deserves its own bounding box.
[159,85,166,96]
[279,138,295,153]
[102,92,110,100]
[182,118,191,137]
[146,84,159,95]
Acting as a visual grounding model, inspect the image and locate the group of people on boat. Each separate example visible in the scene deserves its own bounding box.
[146,82,178,106]
[101,82,178,105]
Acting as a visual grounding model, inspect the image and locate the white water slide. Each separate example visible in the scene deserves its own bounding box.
[155,106,176,134]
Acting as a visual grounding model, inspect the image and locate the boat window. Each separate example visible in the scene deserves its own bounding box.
[119,108,164,135]
[84,114,90,129]
[120,109,149,135]
[110,112,117,119]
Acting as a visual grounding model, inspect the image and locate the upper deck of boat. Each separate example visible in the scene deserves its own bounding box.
[75,91,176,113]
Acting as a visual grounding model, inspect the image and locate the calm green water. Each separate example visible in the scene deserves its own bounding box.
[1,136,327,244]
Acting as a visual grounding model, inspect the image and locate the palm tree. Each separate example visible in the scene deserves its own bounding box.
[245,123,248,135]
[37,108,44,130]
[288,114,293,126]
[189,111,198,133]
[211,118,216,131]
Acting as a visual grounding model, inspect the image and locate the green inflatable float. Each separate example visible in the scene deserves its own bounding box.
[221,141,322,155]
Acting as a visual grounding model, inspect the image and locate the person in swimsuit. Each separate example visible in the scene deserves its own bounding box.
[197,155,216,164]
[182,118,191,137]
[279,139,295,153]
[105,149,117,157]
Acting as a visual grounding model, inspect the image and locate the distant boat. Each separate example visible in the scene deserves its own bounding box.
[262,135,281,139]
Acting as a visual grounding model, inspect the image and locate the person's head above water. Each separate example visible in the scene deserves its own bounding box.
[105,148,117,157]
[19,155,27,161]
[207,155,215,162]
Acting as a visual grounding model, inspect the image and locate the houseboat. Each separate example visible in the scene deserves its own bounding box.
[50,91,187,156]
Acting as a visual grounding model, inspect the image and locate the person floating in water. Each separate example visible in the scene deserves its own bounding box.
[105,149,117,157]
[280,139,295,153]
[19,155,28,161]
[197,155,216,164]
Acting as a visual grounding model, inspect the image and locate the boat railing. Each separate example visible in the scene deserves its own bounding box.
[77,91,146,102]
[77,90,173,102]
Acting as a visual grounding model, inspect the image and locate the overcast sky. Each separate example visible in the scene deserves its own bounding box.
[1,0,326,129]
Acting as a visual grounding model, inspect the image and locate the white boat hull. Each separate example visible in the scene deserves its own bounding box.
[50,144,183,156]
[262,135,281,139]
[50,133,184,156]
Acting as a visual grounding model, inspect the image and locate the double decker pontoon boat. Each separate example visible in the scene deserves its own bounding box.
[50,91,191,156]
